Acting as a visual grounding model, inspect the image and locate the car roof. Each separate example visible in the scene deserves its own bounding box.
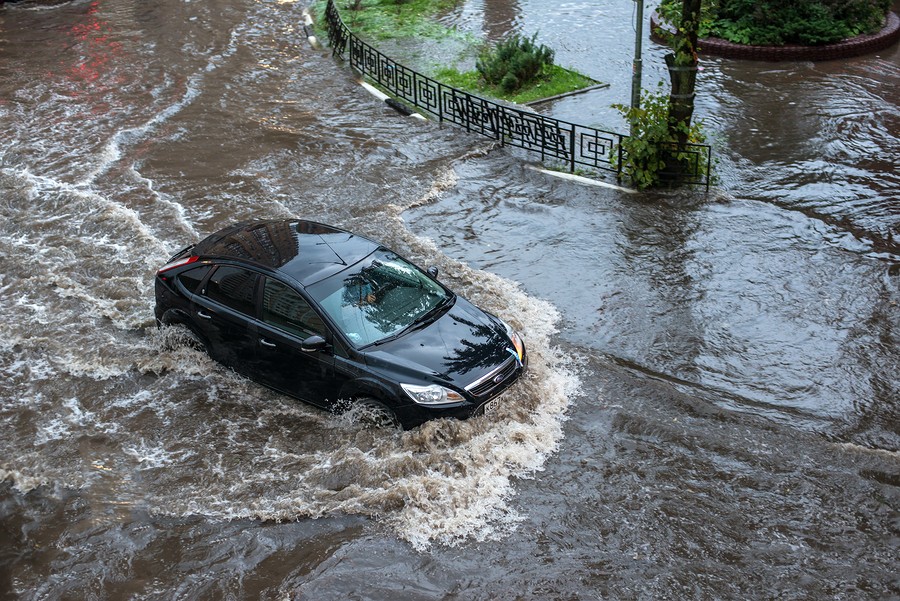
[193,219,380,286]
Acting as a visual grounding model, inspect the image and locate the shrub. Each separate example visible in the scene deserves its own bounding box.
[658,0,891,45]
[476,33,555,93]
[612,85,708,189]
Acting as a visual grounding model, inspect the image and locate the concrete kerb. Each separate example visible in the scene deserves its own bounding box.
[359,80,427,120]
[301,9,320,50]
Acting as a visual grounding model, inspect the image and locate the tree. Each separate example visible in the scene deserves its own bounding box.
[614,0,709,189]
[663,0,702,180]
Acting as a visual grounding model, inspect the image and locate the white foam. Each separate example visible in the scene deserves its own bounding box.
[0,468,50,493]
[33,414,69,446]
[835,442,900,459]
[0,168,171,334]
[123,439,196,469]
[127,164,199,239]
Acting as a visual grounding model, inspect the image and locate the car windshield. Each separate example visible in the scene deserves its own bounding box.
[306,249,452,347]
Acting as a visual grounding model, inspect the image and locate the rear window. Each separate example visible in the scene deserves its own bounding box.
[204,266,259,316]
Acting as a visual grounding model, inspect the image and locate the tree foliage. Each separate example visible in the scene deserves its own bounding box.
[613,85,707,189]
[658,0,891,45]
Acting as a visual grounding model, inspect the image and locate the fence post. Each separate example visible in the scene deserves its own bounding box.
[617,137,624,182]
[349,34,355,70]
[569,127,576,173]
[540,119,546,163]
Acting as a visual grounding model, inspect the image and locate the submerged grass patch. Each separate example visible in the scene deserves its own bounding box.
[312,0,467,42]
[314,0,600,104]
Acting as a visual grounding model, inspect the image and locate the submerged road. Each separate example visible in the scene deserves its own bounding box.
[0,0,897,598]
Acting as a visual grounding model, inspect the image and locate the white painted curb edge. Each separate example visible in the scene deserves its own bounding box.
[360,81,427,120]
[527,166,637,193]
[360,80,390,102]
[301,9,320,49]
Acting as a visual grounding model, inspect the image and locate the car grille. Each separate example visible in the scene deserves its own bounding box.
[465,356,520,399]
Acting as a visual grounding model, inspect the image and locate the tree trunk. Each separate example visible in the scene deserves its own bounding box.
[664,0,702,180]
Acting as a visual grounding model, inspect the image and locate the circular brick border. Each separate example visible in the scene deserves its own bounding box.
[651,11,900,61]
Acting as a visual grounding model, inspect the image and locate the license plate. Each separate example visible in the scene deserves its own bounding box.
[482,396,502,416]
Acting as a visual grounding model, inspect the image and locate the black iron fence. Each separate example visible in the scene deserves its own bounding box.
[324,0,711,187]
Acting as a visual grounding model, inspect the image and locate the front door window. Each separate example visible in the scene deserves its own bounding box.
[261,278,324,338]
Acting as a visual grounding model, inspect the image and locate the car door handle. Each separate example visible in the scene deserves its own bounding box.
[197,310,212,320]
[259,338,276,348]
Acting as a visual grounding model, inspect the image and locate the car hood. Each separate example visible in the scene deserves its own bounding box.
[362,297,516,389]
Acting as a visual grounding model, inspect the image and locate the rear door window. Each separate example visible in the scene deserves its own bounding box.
[203,265,259,317]
[261,278,325,338]
[176,265,212,294]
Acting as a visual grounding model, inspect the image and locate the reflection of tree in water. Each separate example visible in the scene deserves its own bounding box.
[840,281,900,449]
[616,198,705,381]
[442,315,504,376]
[483,0,522,43]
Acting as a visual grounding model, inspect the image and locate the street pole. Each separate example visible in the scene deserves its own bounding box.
[631,0,644,127]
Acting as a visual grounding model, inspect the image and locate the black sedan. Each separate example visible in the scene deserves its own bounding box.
[154,219,526,429]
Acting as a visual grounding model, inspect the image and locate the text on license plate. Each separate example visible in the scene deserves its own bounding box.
[482,396,503,416]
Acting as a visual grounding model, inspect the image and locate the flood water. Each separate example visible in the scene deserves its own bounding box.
[1,0,898,599]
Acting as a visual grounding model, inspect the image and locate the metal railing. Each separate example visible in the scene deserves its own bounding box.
[324,0,711,187]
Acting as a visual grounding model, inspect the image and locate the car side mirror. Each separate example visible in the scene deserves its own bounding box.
[301,335,328,352]
[427,266,439,279]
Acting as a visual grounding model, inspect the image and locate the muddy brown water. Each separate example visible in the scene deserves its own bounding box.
[1,0,897,599]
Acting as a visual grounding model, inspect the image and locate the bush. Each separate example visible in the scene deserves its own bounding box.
[612,85,708,189]
[658,0,891,45]
[476,33,555,93]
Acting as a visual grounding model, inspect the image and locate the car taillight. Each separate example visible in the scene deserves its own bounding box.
[157,255,199,275]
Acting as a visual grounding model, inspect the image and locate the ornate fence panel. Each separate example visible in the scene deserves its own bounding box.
[657,142,711,186]
[324,0,710,187]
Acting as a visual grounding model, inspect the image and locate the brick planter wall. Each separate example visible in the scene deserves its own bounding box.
[650,11,900,61]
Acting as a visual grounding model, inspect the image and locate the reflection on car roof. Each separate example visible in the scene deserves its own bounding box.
[194,220,380,285]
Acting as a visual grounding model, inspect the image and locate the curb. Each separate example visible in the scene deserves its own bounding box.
[650,11,900,61]
[301,9,321,49]
[527,166,637,193]
[359,81,427,120]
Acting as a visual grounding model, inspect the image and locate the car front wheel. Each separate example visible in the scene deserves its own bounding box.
[353,397,401,430]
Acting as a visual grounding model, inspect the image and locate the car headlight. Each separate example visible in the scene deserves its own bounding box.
[501,319,525,364]
[401,383,465,406]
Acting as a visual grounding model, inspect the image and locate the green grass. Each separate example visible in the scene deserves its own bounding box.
[437,65,598,104]
[315,0,600,104]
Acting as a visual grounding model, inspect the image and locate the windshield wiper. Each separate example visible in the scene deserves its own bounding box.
[414,293,454,328]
